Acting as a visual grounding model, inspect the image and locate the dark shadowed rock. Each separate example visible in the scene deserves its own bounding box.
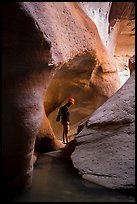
[128,55,135,75]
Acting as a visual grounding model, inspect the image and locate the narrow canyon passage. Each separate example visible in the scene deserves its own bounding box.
[2,2,135,200]
[10,154,135,202]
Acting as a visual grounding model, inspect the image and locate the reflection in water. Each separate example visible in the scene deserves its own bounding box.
[12,154,134,202]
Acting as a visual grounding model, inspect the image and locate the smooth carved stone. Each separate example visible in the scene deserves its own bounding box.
[2,2,134,196]
[71,72,135,190]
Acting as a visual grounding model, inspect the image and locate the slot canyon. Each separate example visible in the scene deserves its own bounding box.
[2,2,135,201]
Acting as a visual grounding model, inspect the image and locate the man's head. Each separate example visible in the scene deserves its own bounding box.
[67,97,75,107]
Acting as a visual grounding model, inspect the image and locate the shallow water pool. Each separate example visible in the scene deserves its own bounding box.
[11,154,135,202]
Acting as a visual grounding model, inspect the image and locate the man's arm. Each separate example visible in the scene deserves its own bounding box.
[56,114,60,122]
[56,107,62,122]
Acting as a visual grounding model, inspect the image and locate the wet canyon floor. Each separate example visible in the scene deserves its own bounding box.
[11,153,135,202]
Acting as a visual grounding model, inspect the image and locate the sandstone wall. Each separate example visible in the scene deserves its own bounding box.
[3,2,134,195]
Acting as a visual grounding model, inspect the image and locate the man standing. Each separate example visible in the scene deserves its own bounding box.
[56,98,75,144]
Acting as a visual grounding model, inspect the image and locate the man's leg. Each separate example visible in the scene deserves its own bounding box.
[62,121,69,144]
[62,121,65,143]
[65,132,68,143]
[63,132,65,143]
[65,122,69,143]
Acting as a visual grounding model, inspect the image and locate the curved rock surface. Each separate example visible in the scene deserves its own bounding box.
[79,2,135,85]
[71,72,135,190]
[2,2,135,196]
